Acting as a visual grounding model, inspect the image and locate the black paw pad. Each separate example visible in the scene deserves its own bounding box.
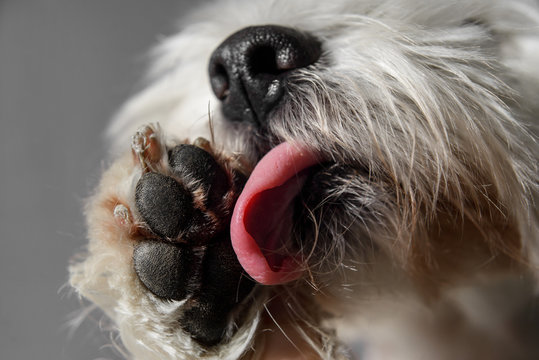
[134,237,254,346]
[179,239,254,346]
[180,299,229,346]
[135,172,194,239]
[133,241,192,301]
[168,144,229,207]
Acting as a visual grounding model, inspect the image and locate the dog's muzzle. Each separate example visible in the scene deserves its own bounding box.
[207,26,325,286]
[209,25,321,126]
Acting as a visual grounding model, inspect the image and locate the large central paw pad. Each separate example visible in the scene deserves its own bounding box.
[126,127,254,346]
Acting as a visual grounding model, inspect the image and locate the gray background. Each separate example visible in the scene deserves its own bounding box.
[0,1,198,359]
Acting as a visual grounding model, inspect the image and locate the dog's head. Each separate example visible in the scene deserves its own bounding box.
[71,0,539,359]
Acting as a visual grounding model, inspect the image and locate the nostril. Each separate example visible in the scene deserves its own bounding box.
[210,63,230,100]
[249,45,281,76]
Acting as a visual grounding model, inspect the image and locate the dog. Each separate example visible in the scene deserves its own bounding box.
[69,0,539,359]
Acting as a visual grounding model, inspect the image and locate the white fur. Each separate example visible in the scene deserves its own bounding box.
[71,0,539,359]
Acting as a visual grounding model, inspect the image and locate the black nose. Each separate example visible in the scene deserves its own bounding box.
[209,25,321,125]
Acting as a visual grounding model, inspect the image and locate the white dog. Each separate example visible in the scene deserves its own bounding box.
[70,0,539,359]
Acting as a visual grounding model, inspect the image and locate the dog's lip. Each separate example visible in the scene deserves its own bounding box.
[230,142,320,285]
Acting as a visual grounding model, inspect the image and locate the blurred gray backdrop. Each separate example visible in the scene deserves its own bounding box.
[0,1,199,359]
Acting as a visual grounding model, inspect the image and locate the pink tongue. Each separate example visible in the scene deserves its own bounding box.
[231,142,319,285]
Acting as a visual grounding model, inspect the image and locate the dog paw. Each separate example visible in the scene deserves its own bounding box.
[118,125,254,346]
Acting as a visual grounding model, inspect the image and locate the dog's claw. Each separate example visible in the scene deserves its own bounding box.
[131,124,163,171]
[193,136,212,152]
[113,204,132,228]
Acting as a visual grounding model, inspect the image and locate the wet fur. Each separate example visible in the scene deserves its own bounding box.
[70,0,539,359]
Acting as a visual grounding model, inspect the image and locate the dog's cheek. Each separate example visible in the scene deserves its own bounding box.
[296,164,388,266]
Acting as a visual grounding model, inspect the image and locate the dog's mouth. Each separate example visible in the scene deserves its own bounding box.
[210,25,323,285]
[231,142,320,285]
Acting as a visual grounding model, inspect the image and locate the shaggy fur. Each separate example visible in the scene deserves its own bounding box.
[70,0,539,359]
